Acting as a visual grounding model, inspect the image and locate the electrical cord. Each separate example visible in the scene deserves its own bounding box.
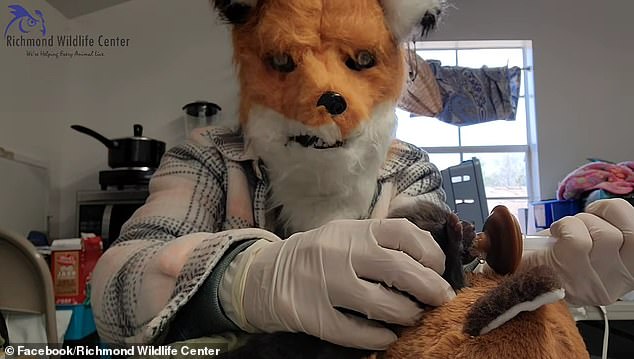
[598,305,609,359]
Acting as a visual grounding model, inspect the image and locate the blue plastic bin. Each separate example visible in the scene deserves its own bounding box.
[531,199,582,229]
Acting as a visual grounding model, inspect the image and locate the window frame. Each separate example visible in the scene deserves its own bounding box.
[405,40,541,207]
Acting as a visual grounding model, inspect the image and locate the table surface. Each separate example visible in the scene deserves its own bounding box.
[572,301,634,321]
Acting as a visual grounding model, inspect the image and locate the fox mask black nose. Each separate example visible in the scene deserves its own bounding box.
[317,92,347,116]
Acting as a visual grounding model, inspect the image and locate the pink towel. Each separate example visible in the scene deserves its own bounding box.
[558,161,634,200]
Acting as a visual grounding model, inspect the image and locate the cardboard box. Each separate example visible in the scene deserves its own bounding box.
[51,236,102,305]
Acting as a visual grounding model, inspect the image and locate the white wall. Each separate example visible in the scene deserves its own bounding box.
[0,0,69,166]
[54,0,238,236]
[2,0,238,237]
[0,0,69,235]
[429,0,634,198]
[3,0,633,237]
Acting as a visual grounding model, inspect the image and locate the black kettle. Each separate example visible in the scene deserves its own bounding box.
[71,124,166,169]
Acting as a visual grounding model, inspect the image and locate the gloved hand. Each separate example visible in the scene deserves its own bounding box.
[520,198,634,305]
[219,218,455,350]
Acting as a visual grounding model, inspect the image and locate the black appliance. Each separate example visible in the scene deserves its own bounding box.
[70,124,166,189]
[76,189,148,250]
[98,168,155,190]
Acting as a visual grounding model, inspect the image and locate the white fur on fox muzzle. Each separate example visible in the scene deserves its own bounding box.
[243,103,396,232]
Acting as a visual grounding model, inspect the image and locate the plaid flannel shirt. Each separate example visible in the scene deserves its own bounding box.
[91,125,446,344]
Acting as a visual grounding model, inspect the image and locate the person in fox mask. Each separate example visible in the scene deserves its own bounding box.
[91,0,634,350]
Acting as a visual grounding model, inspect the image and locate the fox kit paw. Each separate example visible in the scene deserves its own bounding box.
[460,220,477,264]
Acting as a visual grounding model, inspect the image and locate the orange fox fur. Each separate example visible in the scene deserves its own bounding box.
[376,272,589,359]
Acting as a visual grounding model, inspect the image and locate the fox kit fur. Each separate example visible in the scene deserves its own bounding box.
[212,0,444,234]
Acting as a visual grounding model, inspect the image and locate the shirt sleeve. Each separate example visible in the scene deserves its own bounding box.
[90,136,264,345]
[387,142,451,215]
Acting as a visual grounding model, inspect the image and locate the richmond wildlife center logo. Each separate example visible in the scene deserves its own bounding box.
[4,4,131,59]
[4,4,46,38]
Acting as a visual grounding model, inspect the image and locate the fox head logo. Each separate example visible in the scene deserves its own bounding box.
[211,0,444,232]
[4,4,46,38]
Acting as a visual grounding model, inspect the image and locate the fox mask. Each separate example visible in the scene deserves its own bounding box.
[212,0,445,232]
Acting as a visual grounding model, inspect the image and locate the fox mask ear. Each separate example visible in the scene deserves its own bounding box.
[212,0,445,41]
[380,0,445,41]
[211,0,257,24]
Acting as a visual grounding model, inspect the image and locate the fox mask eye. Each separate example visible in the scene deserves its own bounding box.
[346,51,377,71]
[267,54,297,73]
[266,51,376,74]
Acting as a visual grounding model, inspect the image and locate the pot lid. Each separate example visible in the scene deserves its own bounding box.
[113,124,164,143]
[71,124,165,147]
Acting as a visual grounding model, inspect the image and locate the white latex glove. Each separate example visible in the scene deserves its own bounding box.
[520,198,634,305]
[219,218,454,350]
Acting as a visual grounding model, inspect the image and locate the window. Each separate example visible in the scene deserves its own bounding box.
[395,41,539,218]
